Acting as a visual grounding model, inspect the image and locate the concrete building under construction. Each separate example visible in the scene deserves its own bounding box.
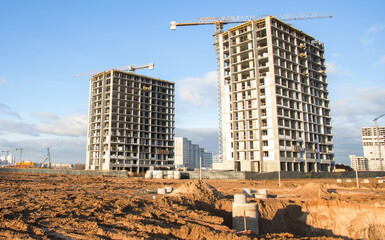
[86,70,175,172]
[215,16,334,172]
[361,126,385,171]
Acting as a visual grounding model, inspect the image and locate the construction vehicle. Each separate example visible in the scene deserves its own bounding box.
[15,161,35,168]
[40,147,52,168]
[170,13,332,157]
[74,63,154,77]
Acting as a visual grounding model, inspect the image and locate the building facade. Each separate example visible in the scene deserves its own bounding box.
[174,137,213,169]
[174,137,192,168]
[203,150,214,169]
[349,155,369,171]
[361,126,385,171]
[216,16,334,172]
[86,70,175,172]
[0,154,15,166]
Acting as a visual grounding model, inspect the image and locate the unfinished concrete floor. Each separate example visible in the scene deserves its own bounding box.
[0,172,384,239]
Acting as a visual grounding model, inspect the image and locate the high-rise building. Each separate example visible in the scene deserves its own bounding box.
[174,137,192,168]
[361,126,385,171]
[203,150,214,168]
[0,154,15,166]
[86,70,175,172]
[216,16,334,172]
[174,137,213,169]
[349,155,369,171]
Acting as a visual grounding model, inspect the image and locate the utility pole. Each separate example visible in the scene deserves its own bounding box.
[15,148,24,163]
[355,157,360,189]
[199,156,202,181]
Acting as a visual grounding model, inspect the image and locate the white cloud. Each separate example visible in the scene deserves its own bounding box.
[331,86,385,164]
[0,78,7,85]
[0,119,39,136]
[177,71,217,107]
[175,127,218,153]
[375,55,385,67]
[0,103,21,119]
[0,113,87,137]
[37,114,87,137]
[326,62,338,75]
[331,53,341,58]
[31,111,59,120]
[361,23,385,45]
[326,61,350,76]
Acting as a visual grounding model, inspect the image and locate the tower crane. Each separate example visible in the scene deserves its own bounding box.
[15,148,25,163]
[373,113,385,171]
[74,63,154,77]
[171,13,333,157]
[373,114,385,123]
[40,147,51,168]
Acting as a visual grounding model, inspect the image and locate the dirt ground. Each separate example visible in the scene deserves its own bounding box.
[0,172,384,240]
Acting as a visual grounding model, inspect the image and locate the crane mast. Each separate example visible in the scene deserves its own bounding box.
[171,13,332,159]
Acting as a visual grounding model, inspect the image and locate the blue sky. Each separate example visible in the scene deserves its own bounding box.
[0,0,384,165]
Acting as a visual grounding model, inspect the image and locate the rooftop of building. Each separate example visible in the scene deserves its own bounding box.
[91,69,175,85]
[223,16,317,42]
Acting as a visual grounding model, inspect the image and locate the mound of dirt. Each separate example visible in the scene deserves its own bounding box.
[171,180,223,203]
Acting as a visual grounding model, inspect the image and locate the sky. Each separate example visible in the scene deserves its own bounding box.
[0,0,384,166]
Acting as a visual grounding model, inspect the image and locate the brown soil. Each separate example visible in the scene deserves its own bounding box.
[0,173,384,239]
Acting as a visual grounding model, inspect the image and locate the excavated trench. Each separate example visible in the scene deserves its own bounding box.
[252,198,385,239]
[198,197,385,239]
[184,181,385,239]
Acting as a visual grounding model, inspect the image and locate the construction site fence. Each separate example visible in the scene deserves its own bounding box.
[1,168,384,180]
[0,168,128,177]
[186,170,385,180]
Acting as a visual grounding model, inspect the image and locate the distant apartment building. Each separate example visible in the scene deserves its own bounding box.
[174,137,213,169]
[174,137,192,168]
[203,150,214,168]
[0,154,15,166]
[349,155,368,171]
[361,126,385,171]
[216,16,334,173]
[86,70,175,172]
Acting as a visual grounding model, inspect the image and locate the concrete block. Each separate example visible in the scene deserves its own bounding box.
[232,203,259,234]
[157,188,166,194]
[258,189,268,195]
[234,194,247,204]
[165,186,173,193]
[254,193,268,199]
[337,179,342,183]
[363,179,370,183]
[174,171,181,179]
